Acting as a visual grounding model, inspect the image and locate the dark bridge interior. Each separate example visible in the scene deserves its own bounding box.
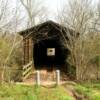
[33,38,69,70]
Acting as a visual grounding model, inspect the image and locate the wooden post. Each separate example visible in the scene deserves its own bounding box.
[23,38,29,65]
[29,38,33,61]
[56,70,60,85]
[26,38,29,63]
[23,38,26,65]
[36,70,40,86]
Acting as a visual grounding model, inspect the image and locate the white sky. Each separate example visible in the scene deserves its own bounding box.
[39,0,99,21]
[10,0,99,19]
[44,0,65,20]
[44,0,64,12]
[9,0,99,31]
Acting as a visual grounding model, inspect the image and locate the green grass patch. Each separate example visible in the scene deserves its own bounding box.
[0,83,74,100]
[74,82,100,100]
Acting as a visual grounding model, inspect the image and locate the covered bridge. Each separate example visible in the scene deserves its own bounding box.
[19,21,74,74]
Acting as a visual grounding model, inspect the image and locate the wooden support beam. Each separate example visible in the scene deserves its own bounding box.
[23,38,30,64]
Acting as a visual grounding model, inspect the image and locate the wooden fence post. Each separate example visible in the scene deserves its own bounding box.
[56,70,60,85]
[36,70,40,86]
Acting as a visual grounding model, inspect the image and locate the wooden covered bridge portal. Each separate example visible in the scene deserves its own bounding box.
[19,21,70,80]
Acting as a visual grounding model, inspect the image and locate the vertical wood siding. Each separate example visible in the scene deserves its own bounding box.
[23,37,33,65]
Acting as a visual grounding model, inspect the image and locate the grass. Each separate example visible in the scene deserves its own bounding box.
[0,83,74,100]
[74,82,100,100]
[0,82,100,100]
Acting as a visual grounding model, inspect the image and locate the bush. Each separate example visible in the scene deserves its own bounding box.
[0,34,23,82]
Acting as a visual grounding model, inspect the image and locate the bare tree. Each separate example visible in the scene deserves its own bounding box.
[0,0,9,33]
[20,0,47,27]
[57,0,99,80]
[0,0,23,82]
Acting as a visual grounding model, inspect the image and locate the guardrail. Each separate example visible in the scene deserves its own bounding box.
[35,70,60,86]
[23,61,33,80]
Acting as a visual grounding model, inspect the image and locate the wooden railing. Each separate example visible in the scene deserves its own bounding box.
[23,61,33,80]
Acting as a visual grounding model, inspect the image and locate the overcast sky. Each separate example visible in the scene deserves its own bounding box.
[9,0,99,31]
[44,0,64,12]
[10,0,99,20]
[44,0,98,13]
